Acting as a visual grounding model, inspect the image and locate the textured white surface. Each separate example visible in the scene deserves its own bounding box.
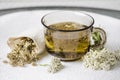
[0,10,120,80]
[0,0,120,11]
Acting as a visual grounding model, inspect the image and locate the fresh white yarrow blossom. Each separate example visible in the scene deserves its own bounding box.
[83,48,118,70]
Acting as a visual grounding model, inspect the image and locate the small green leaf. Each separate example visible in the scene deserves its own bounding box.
[39,64,49,66]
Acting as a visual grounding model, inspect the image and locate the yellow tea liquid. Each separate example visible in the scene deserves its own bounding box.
[45,22,90,61]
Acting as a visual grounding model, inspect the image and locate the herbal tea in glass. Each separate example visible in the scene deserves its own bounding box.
[45,22,90,60]
[41,11,106,61]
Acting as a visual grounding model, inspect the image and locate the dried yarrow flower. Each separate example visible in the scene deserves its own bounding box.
[48,57,63,73]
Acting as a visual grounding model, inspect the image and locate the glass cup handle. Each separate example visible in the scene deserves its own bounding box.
[90,27,107,49]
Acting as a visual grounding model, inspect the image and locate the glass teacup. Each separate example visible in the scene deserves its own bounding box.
[41,11,106,61]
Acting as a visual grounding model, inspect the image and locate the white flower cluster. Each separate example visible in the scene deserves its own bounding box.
[48,57,63,73]
[83,48,118,70]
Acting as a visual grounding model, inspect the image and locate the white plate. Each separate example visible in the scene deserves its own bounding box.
[0,10,120,80]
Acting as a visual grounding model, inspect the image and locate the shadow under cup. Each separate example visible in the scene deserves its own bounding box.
[41,11,94,61]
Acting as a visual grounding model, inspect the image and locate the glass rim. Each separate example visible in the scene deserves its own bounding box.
[41,11,94,32]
